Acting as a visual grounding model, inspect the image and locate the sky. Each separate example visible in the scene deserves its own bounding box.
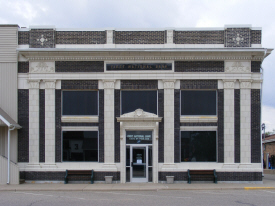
[1,0,274,132]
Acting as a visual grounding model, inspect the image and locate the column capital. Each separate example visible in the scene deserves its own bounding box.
[28,79,40,89]
[239,80,252,89]
[163,80,176,89]
[223,80,236,89]
[43,80,56,89]
[103,79,116,89]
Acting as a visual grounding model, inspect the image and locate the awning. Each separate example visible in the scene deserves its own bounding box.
[0,107,21,129]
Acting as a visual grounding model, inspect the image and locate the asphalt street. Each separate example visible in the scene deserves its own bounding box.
[1,189,275,206]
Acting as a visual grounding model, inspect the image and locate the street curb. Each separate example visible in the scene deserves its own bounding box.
[244,187,275,190]
[0,187,273,192]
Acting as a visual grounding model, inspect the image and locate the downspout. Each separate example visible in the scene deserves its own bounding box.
[7,125,15,184]
[260,49,267,177]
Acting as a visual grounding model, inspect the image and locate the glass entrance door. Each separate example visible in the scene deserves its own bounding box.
[125,131,153,183]
[132,147,147,182]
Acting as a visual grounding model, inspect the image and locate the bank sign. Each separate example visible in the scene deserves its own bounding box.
[107,63,172,71]
[126,131,152,144]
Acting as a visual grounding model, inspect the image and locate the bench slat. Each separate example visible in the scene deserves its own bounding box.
[64,170,94,184]
[188,169,217,184]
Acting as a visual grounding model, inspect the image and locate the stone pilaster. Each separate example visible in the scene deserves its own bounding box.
[43,80,56,167]
[240,80,252,164]
[27,80,40,168]
[166,30,174,44]
[223,80,235,164]
[103,80,116,168]
[163,80,175,167]
[106,30,113,44]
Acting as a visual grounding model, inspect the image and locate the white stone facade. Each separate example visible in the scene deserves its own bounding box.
[0,25,272,184]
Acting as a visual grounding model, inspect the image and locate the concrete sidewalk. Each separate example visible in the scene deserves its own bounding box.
[1,174,275,192]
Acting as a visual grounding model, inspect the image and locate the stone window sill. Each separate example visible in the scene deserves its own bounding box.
[61,116,98,123]
[180,116,217,123]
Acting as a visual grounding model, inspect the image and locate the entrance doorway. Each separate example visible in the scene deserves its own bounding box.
[126,131,152,183]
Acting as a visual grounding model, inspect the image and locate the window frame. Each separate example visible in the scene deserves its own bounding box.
[62,90,99,116]
[180,130,217,163]
[62,129,99,162]
[180,89,217,116]
[120,90,158,115]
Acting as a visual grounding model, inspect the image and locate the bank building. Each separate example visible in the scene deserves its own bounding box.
[0,24,272,184]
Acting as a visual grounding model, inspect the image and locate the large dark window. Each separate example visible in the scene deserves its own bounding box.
[121,91,157,114]
[181,131,216,162]
[181,90,216,115]
[62,91,98,115]
[63,131,98,162]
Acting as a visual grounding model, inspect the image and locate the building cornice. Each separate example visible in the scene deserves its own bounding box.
[18,48,272,62]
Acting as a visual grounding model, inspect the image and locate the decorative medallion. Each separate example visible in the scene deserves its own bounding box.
[37,34,48,46]
[233,33,244,46]
[135,109,144,117]
[225,28,250,47]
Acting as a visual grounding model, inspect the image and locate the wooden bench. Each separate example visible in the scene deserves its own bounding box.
[187,169,217,184]
[64,170,94,184]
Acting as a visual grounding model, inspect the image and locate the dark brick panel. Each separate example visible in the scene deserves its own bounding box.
[20,171,120,181]
[225,28,250,47]
[29,29,55,48]
[217,172,262,181]
[18,62,29,73]
[61,123,99,126]
[251,61,261,73]
[180,80,217,89]
[251,30,261,44]
[158,89,164,163]
[39,90,45,163]
[175,61,224,72]
[218,89,224,163]
[18,31,29,45]
[61,80,98,89]
[99,90,104,163]
[174,31,224,44]
[18,90,29,162]
[159,172,188,181]
[121,80,158,90]
[159,172,262,181]
[114,31,166,44]
[174,89,180,163]
[234,89,240,163]
[55,90,62,162]
[94,172,120,181]
[251,89,261,163]
[115,90,120,163]
[180,123,217,126]
[56,61,104,72]
[20,171,65,181]
[56,31,106,44]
